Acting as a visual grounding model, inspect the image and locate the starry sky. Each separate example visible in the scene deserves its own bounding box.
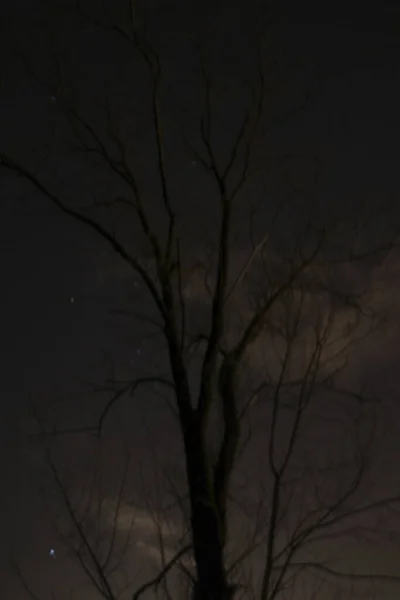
[0,0,400,598]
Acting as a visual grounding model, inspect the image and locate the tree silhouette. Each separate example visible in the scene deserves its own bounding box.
[2,2,400,599]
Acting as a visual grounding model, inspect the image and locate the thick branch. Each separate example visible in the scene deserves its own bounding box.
[197,193,231,420]
[212,359,240,543]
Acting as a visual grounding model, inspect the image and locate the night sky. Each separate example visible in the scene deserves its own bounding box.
[1,1,400,599]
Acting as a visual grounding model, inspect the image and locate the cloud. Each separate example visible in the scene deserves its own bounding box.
[100,499,196,571]
[104,502,178,538]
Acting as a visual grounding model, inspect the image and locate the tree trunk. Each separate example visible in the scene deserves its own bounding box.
[185,425,234,600]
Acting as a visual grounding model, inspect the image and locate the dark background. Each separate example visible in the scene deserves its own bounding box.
[0,0,399,597]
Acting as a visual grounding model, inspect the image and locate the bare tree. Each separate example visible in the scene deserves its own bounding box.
[2,2,400,599]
